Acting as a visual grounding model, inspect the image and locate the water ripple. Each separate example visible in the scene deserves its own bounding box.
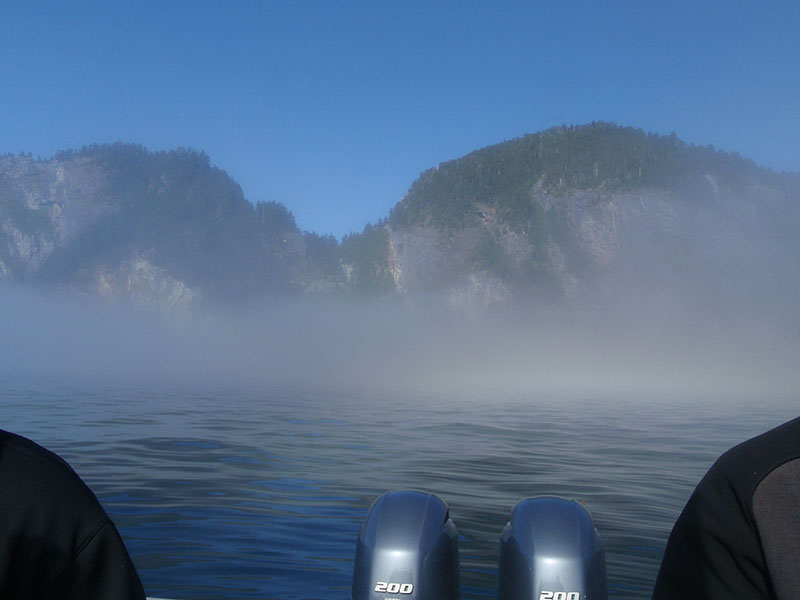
[0,380,796,598]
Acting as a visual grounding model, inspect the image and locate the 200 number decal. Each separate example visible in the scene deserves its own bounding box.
[374,582,414,594]
[539,593,581,600]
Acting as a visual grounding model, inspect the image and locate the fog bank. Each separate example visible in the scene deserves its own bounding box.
[1,286,798,400]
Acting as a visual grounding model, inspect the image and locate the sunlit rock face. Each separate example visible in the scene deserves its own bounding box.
[92,253,198,314]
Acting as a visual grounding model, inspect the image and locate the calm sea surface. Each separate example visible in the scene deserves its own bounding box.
[0,378,796,599]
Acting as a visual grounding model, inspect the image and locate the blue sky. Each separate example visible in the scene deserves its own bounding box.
[2,1,798,238]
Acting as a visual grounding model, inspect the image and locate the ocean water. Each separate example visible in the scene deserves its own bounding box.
[0,378,796,599]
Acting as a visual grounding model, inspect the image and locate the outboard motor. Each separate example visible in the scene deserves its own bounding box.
[352,490,460,599]
[497,497,607,600]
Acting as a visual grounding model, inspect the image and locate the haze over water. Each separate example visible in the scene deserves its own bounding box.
[2,287,799,598]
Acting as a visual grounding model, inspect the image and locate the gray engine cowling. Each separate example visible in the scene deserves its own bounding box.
[497,497,607,600]
[352,490,460,600]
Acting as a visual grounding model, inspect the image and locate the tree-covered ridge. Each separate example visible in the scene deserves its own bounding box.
[389,122,781,231]
[339,220,395,295]
[41,143,306,301]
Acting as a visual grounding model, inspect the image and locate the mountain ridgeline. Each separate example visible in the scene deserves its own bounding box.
[1,123,799,313]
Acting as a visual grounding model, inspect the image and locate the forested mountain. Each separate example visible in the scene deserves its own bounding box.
[0,144,309,309]
[391,122,789,230]
[378,123,800,312]
[2,124,799,313]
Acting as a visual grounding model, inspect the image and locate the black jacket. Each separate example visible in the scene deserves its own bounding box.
[653,416,800,599]
[0,429,145,599]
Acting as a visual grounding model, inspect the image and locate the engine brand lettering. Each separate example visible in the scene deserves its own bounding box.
[539,592,581,600]
[374,582,414,594]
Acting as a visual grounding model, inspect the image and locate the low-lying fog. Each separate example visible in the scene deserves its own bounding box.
[1,285,798,399]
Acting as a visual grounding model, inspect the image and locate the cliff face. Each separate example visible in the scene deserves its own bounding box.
[386,224,513,309]
[386,186,800,312]
[0,154,110,278]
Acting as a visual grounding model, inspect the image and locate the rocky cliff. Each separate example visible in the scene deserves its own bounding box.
[0,153,108,278]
